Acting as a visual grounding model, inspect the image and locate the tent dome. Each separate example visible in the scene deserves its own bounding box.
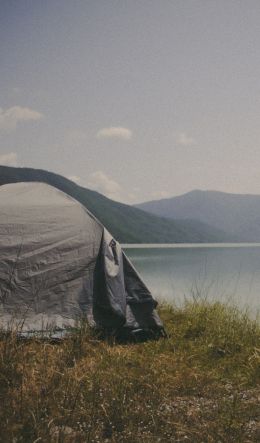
[0,182,163,338]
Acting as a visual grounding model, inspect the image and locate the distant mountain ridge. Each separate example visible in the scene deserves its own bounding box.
[136,189,260,242]
[0,166,229,243]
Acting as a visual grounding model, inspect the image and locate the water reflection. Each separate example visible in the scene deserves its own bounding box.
[124,244,260,314]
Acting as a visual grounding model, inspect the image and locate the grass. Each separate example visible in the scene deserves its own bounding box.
[0,301,259,442]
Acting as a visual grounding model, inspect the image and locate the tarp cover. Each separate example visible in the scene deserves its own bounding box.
[0,182,163,336]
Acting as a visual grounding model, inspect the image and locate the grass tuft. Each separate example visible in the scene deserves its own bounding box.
[0,301,259,442]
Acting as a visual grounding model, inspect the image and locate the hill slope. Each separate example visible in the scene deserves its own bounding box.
[136,189,260,241]
[0,166,229,243]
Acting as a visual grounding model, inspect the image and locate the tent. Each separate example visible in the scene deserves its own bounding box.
[0,182,164,338]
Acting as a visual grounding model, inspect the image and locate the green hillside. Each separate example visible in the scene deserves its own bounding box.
[0,166,229,243]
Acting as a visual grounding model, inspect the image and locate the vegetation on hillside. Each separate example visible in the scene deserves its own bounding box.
[0,165,230,243]
[0,301,259,442]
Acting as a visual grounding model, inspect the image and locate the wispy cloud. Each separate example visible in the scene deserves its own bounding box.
[97,126,132,140]
[151,191,170,200]
[68,175,81,184]
[0,106,43,133]
[87,170,122,201]
[175,132,195,146]
[0,152,18,166]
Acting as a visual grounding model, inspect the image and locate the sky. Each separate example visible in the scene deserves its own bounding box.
[1,0,260,203]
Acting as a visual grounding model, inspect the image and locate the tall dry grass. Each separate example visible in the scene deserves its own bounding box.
[0,301,259,442]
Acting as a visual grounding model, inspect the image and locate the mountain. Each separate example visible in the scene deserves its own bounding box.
[0,166,229,243]
[136,189,260,241]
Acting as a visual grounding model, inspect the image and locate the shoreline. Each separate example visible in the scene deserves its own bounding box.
[122,242,260,248]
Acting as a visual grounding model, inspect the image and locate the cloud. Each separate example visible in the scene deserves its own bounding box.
[151,191,170,200]
[68,175,81,184]
[176,132,195,146]
[87,170,122,201]
[126,192,138,203]
[97,126,132,140]
[0,106,43,133]
[0,152,18,166]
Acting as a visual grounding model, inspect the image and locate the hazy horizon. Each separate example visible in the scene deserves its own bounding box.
[1,1,260,203]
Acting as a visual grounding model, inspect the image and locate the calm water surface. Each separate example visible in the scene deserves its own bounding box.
[123,244,260,313]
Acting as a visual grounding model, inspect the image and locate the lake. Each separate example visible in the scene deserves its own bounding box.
[123,243,260,314]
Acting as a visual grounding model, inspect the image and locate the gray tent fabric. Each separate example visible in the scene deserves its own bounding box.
[0,182,164,337]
